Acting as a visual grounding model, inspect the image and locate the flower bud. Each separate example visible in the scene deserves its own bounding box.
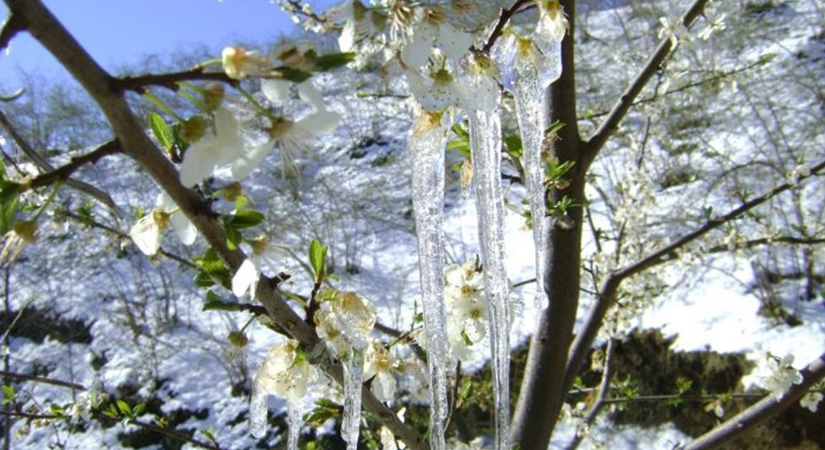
[202,83,225,112]
[12,220,38,243]
[181,116,207,143]
[228,331,249,348]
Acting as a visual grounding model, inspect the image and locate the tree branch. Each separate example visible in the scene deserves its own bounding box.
[683,352,825,450]
[564,338,614,450]
[707,236,825,254]
[0,109,121,213]
[581,0,711,171]
[23,140,120,192]
[116,69,235,93]
[563,159,825,398]
[0,14,23,53]
[3,1,425,448]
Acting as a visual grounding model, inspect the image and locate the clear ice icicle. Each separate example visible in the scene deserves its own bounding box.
[342,347,365,450]
[249,378,268,438]
[469,108,511,450]
[287,403,302,450]
[409,111,450,450]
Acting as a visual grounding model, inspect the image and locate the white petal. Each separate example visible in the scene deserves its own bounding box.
[170,212,197,246]
[156,192,174,210]
[129,215,161,256]
[297,110,340,135]
[438,23,473,62]
[232,141,273,181]
[338,19,357,52]
[180,140,218,187]
[372,371,397,402]
[400,33,431,69]
[232,258,260,297]
[214,108,244,164]
[261,79,291,104]
[297,81,326,112]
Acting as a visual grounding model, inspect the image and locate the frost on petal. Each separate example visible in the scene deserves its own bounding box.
[261,79,291,104]
[298,110,341,135]
[437,23,473,62]
[180,141,218,187]
[130,215,161,256]
[232,258,260,297]
[297,81,326,112]
[232,141,274,181]
[400,34,431,69]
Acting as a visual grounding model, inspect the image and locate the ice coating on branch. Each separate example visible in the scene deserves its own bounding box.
[287,404,302,450]
[514,78,548,309]
[342,348,365,450]
[409,110,450,450]
[468,103,511,450]
[249,380,268,438]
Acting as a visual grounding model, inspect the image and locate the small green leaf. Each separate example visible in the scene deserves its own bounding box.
[309,239,327,282]
[459,379,473,400]
[133,402,146,416]
[1,385,13,405]
[314,52,356,71]
[460,329,473,346]
[194,271,216,288]
[103,404,119,418]
[225,225,242,251]
[148,113,174,152]
[225,210,265,229]
[0,87,25,103]
[451,123,469,139]
[203,300,242,312]
[276,67,313,83]
[503,135,523,159]
[116,400,132,417]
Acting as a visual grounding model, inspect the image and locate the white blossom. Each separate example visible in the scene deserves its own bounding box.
[405,66,466,112]
[364,342,397,402]
[179,107,245,187]
[253,340,318,406]
[231,236,288,298]
[222,46,271,80]
[757,352,803,398]
[400,6,473,69]
[1,220,37,263]
[129,193,197,256]
[800,391,823,412]
[536,0,569,43]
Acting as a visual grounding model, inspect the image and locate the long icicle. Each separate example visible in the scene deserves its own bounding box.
[410,111,450,450]
[342,347,365,450]
[514,75,548,310]
[287,402,302,450]
[469,107,510,450]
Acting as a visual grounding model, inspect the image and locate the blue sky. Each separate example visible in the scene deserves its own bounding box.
[0,0,339,86]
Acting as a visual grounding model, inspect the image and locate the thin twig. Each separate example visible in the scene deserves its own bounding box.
[564,339,614,450]
[0,14,23,53]
[479,0,531,53]
[116,69,234,93]
[0,371,86,391]
[24,140,120,191]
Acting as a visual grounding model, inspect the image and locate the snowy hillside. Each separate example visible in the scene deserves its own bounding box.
[2,0,824,449]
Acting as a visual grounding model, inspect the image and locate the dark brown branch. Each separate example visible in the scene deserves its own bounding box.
[24,140,120,191]
[116,69,235,93]
[684,352,825,450]
[564,339,614,450]
[707,236,825,253]
[0,109,120,212]
[0,370,85,391]
[581,0,711,171]
[563,159,825,400]
[0,14,23,53]
[4,1,424,448]
[479,0,531,53]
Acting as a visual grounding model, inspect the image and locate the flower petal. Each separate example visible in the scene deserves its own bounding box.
[130,215,161,256]
[261,79,291,104]
[232,141,274,181]
[438,23,473,62]
[232,258,260,297]
[297,81,326,112]
[400,33,431,69]
[297,110,340,135]
[180,140,218,187]
[170,213,197,246]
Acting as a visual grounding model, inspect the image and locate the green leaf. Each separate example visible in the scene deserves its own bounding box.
[133,402,146,416]
[451,123,469,139]
[276,67,313,83]
[0,87,25,103]
[545,121,566,137]
[458,379,473,400]
[116,400,132,417]
[102,404,119,418]
[148,113,174,152]
[503,135,523,159]
[314,52,356,71]
[50,404,65,416]
[194,271,216,288]
[225,210,265,229]
[225,225,242,251]
[309,239,327,282]
[203,299,242,312]
[460,329,473,346]
[1,385,13,403]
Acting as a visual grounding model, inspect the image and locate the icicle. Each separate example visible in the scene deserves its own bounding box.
[287,401,302,450]
[409,111,450,450]
[249,378,269,438]
[468,107,511,450]
[342,347,365,450]
[514,75,548,310]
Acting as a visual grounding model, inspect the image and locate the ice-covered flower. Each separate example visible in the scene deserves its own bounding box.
[1,220,37,263]
[364,342,397,402]
[250,340,318,436]
[492,27,562,91]
[231,110,340,181]
[787,162,811,185]
[699,13,727,40]
[179,107,245,187]
[658,16,690,46]
[800,391,823,412]
[400,6,473,69]
[231,235,288,298]
[444,262,488,360]
[315,290,376,355]
[222,46,271,80]
[406,66,466,112]
[536,0,569,43]
[129,193,197,256]
[66,394,94,421]
[758,352,803,398]
[458,54,501,112]
[337,0,383,52]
